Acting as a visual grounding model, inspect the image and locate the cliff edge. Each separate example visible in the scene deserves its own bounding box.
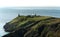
[3,15,60,37]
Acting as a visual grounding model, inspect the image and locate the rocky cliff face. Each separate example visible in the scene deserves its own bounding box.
[3,15,60,37]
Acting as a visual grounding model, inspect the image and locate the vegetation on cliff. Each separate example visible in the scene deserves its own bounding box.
[3,15,60,37]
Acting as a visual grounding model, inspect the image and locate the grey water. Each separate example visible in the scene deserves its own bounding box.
[0,7,60,37]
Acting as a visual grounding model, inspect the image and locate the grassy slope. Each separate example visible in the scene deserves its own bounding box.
[3,15,60,37]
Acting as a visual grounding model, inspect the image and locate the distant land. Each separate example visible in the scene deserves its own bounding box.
[3,15,60,37]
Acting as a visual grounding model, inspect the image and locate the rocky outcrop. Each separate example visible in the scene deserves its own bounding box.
[3,16,60,37]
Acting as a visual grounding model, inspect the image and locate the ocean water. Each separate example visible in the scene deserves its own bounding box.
[0,7,60,37]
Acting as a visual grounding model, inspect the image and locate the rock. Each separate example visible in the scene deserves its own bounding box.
[3,16,60,37]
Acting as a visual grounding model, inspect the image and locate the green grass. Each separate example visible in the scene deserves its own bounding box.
[4,15,60,37]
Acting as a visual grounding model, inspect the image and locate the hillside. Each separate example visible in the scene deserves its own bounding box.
[3,15,60,37]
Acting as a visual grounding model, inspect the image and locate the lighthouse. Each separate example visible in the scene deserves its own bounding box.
[31,12,36,16]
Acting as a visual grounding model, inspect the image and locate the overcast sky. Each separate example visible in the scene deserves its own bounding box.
[0,0,60,8]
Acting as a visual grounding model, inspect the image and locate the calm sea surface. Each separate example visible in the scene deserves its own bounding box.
[0,7,60,37]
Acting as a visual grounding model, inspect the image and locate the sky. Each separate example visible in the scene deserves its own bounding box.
[0,0,60,8]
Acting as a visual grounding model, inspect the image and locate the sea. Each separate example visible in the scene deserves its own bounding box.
[0,7,60,37]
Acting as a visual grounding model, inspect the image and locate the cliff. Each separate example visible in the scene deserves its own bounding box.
[3,15,60,37]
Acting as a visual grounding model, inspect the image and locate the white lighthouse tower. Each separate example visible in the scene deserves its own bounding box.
[31,11,36,16]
